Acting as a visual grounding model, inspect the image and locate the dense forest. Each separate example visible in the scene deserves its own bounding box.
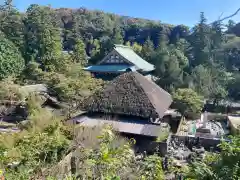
[0,0,240,179]
[1,1,240,102]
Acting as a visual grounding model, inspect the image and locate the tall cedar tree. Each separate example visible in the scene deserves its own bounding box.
[24,4,62,71]
[0,0,25,56]
[189,12,211,67]
[72,38,87,65]
[141,36,154,62]
[112,27,124,44]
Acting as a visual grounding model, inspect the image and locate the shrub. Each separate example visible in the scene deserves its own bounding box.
[173,88,204,119]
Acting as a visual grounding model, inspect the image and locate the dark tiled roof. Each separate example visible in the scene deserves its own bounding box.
[75,115,167,137]
[82,72,172,119]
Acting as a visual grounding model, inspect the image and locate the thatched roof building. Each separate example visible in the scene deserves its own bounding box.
[82,71,172,119]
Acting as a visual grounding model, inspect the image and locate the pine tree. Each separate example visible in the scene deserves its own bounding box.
[0,0,25,55]
[210,21,224,65]
[189,12,211,67]
[211,21,224,49]
[112,27,123,44]
[90,39,100,57]
[72,38,87,65]
[64,15,81,50]
[141,36,154,62]
[25,5,62,71]
[226,20,236,33]
[157,31,168,50]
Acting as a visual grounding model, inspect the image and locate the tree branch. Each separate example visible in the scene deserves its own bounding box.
[209,8,240,25]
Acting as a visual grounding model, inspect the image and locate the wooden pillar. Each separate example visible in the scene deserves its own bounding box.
[70,156,76,175]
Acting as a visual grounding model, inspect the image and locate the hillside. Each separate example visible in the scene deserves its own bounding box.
[54,7,188,52]
[0,2,239,104]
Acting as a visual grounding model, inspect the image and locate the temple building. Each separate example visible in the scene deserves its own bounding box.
[70,72,174,153]
[83,44,155,80]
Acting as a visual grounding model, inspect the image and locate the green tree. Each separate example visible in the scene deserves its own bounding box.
[211,21,224,49]
[19,61,46,84]
[0,0,25,55]
[189,12,211,67]
[221,35,240,71]
[226,20,236,33]
[157,30,168,49]
[187,135,240,180]
[173,88,204,118]
[156,55,183,92]
[63,14,81,51]
[112,27,123,44]
[141,36,154,62]
[0,0,13,24]
[88,36,114,65]
[89,38,100,57]
[72,126,135,179]
[228,73,240,100]
[132,42,142,55]
[139,155,165,180]
[191,65,228,104]
[0,32,25,79]
[0,77,26,102]
[152,43,188,92]
[72,38,87,65]
[100,36,114,56]
[208,66,229,105]
[191,65,213,97]
[125,41,131,47]
[169,44,189,69]
[24,4,62,71]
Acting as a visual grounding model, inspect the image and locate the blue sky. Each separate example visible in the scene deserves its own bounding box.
[13,0,240,27]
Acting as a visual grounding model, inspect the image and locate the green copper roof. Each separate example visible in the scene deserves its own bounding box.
[114,44,155,72]
[83,65,134,72]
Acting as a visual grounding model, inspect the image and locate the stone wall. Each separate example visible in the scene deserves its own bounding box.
[125,133,171,156]
[172,134,222,151]
[158,134,172,156]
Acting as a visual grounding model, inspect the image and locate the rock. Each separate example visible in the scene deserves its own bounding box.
[172,159,182,167]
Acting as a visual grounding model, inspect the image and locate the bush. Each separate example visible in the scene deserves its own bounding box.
[0,78,27,103]
[173,88,204,119]
[0,32,25,80]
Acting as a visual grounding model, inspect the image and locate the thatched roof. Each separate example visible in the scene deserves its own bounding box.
[20,84,48,94]
[82,72,172,119]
